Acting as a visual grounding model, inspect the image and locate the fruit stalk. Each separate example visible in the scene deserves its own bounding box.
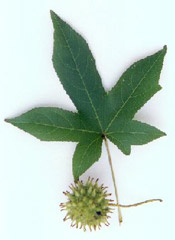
[109,198,162,208]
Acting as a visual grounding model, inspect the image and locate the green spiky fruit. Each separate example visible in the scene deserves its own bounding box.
[60,178,113,231]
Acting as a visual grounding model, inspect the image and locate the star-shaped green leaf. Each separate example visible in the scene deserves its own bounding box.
[6,11,166,181]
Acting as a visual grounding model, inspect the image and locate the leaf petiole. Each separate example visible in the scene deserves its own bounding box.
[104,136,123,224]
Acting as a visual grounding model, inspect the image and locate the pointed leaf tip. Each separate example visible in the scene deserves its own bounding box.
[163,45,167,51]
[50,10,59,23]
[4,118,13,123]
[162,131,167,136]
[50,10,55,16]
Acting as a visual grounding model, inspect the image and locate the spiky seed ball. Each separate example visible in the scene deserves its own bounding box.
[60,177,113,231]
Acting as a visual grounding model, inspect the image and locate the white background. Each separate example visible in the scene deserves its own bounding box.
[1,0,175,239]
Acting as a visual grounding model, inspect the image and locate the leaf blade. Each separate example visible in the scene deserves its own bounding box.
[106,120,165,155]
[51,11,105,131]
[73,136,102,181]
[103,46,167,131]
[6,107,99,142]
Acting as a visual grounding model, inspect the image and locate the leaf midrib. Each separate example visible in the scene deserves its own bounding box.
[105,50,164,132]
[9,121,100,134]
[107,131,163,136]
[54,16,103,131]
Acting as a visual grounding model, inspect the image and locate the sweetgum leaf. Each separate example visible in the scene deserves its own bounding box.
[6,11,167,180]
